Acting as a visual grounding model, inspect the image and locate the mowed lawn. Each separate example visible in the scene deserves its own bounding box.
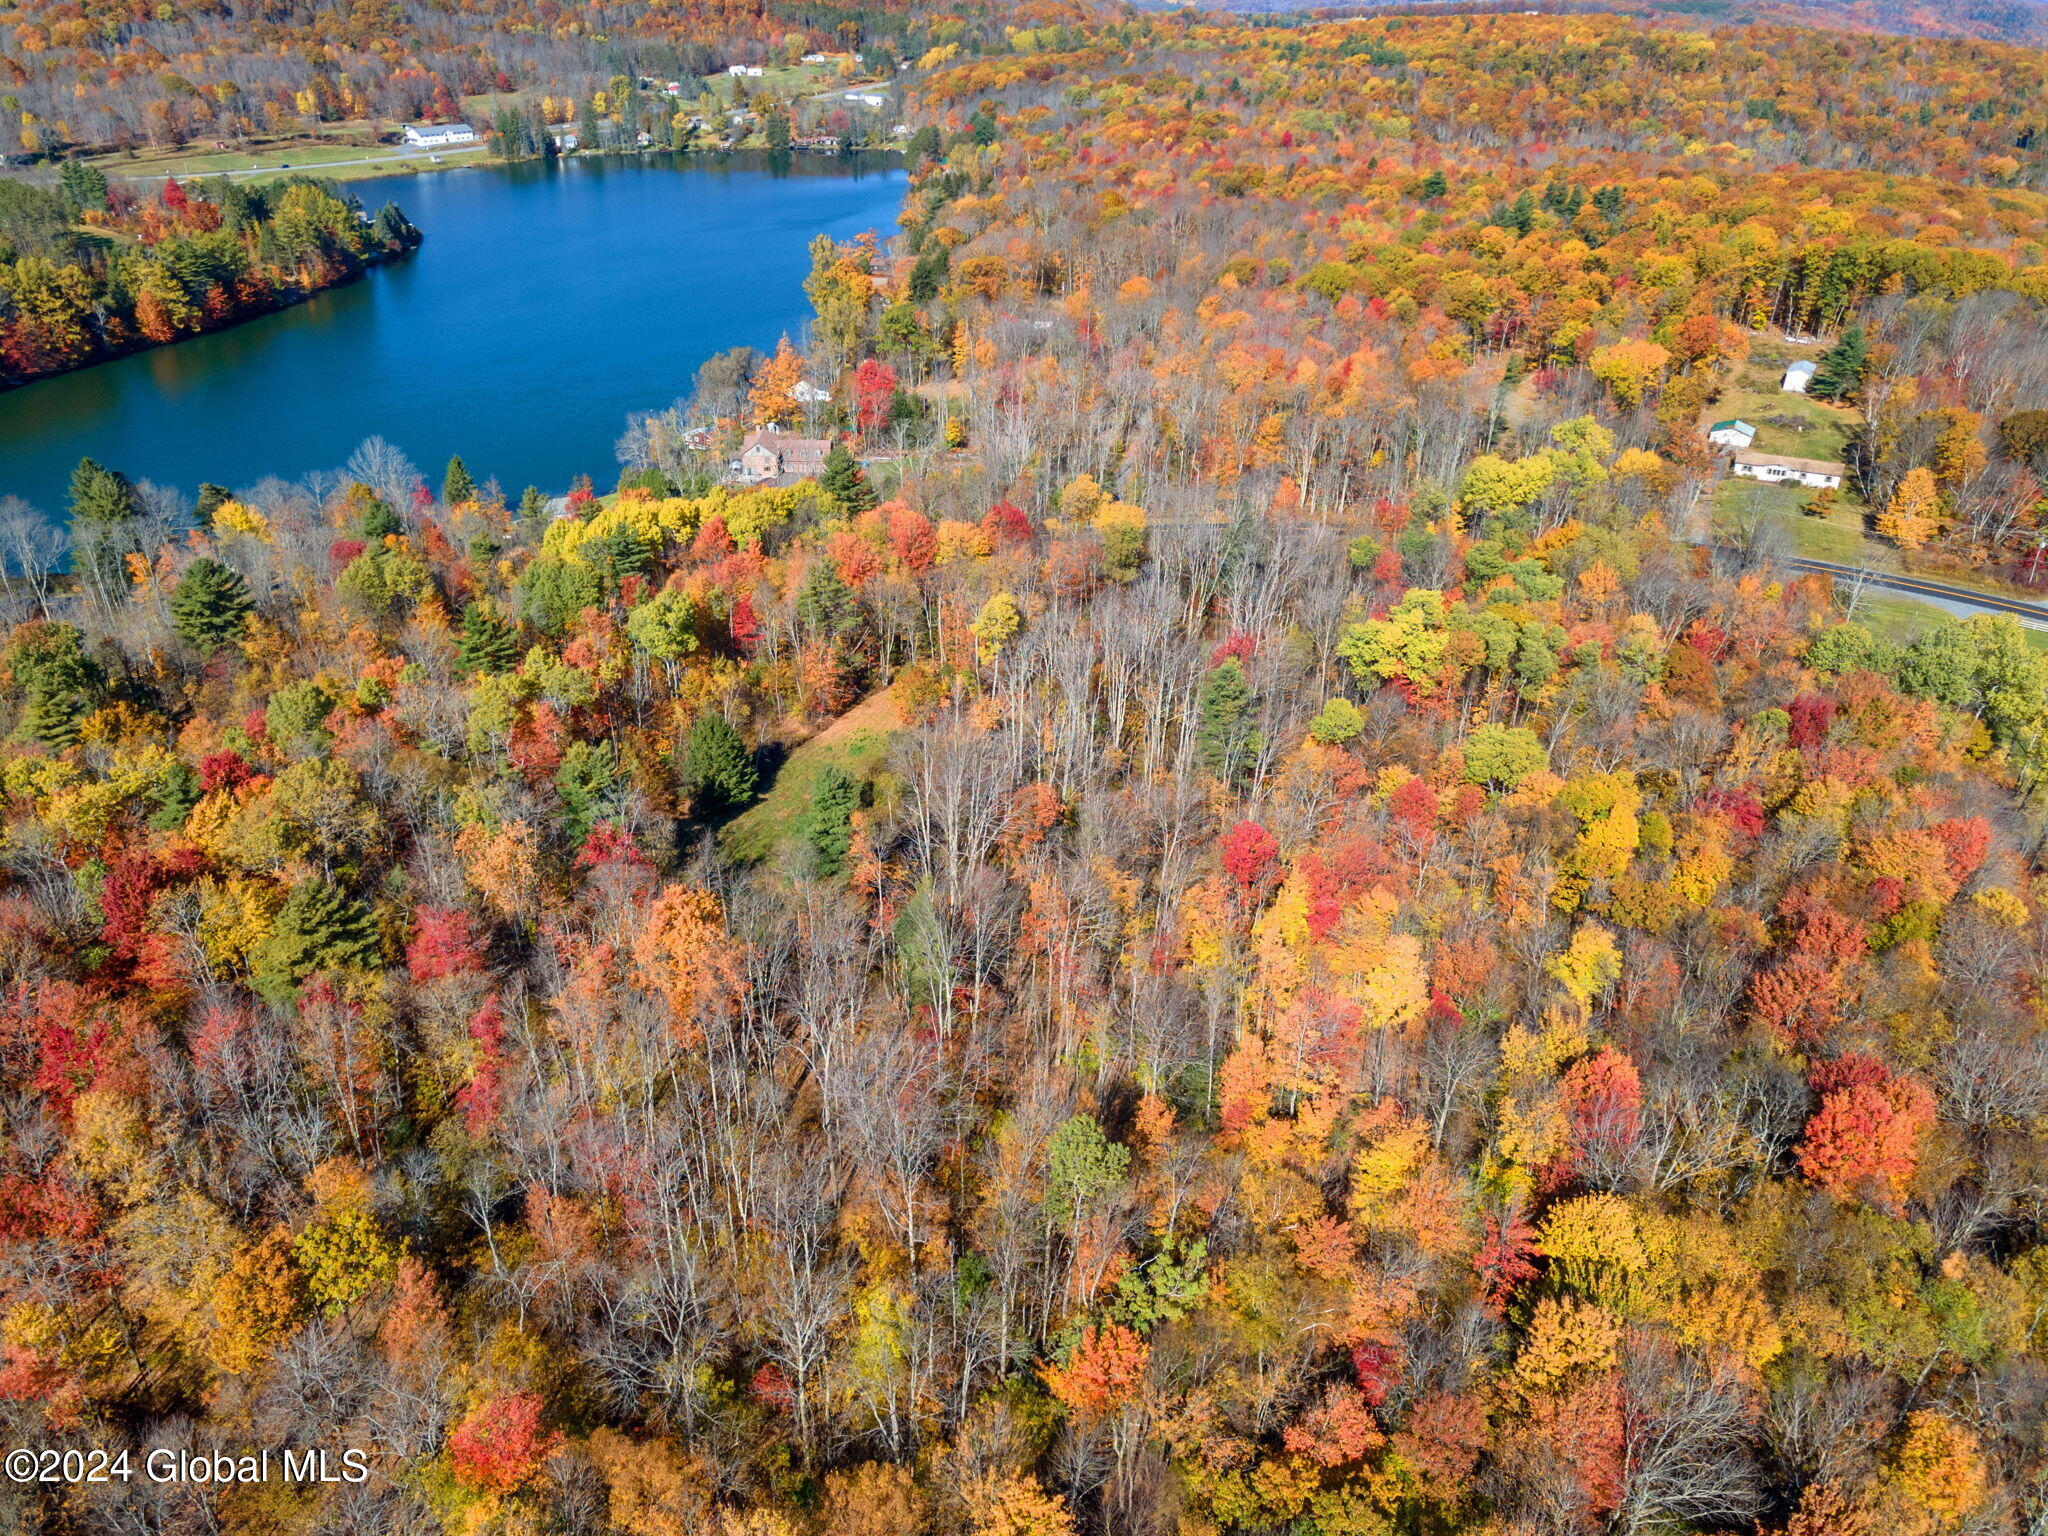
[1711,476,1892,568]
[1708,342,1863,465]
[720,691,903,865]
[88,133,493,184]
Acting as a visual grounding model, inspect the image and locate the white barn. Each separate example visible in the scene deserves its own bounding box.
[1782,359,1818,393]
[1707,418,1758,449]
[402,123,478,147]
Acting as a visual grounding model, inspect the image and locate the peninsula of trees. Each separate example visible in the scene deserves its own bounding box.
[1,170,419,389]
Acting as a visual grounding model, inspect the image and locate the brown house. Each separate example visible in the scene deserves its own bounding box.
[731,427,831,485]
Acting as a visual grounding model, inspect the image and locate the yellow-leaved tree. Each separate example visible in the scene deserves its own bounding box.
[1878,466,1939,550]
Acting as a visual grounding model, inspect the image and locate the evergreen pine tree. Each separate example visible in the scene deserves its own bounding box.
[556,739,623,841]
[358,496,402,540]
[57,158,108,213]
[819,442,877,515]
[456,602,520,675]
[1810,325,1868,400]
[442,456,476,506]
[253,879,379,1004]
[908,245,949,303]
[797,559,860,639]
[518,486,547,519]
[586,524,652,589]
[6,622,104,751]
[68,457,138,527]
[68,457,140,601]
[682,711,757,813]
[169,557,255,655]
[1197,659,1263,783]
[147,761,202,831]
[372,202,417,245]
[196,483,233,526]
[905,124,942,169]
[797,765,858,876]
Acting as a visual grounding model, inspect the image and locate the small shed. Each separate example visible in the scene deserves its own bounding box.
[1782,359,1818,394]
[1707,419,1759,449]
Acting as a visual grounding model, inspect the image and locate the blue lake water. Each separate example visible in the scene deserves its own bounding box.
[0,152,905,515]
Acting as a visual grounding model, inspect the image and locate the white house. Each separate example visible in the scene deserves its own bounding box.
[1731,451,1845,490]
[727,63,765,77]
[1782,359,1818,393]
[843,91,886,107]
[792,380,832,405]
[403,123,478,148]
[1707,418,1758,449]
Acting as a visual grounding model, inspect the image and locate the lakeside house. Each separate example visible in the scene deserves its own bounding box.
[1731,450,1845,489]
[731,426,831,484]
[1707,418,1758,449]
[402,123,479,148]
[1783,359,1818,393]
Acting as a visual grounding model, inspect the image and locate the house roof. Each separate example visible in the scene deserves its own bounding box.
[1708,418,1756,433]
[1783,359,1817,375]
[1733,450,1847,475]
[739,430,831,468]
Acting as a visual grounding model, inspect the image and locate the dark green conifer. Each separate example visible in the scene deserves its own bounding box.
[456,602,520,675]
[170,557,254,655]
[682,711,757,814]
[1197,659,1262,783]
[252,879,379,1003]
[797,560,860,639]
[442,456,476,506]
[819,441,877,515]
[797,765,858,876]
[1809,325,1868,401]
[6,622,103,751]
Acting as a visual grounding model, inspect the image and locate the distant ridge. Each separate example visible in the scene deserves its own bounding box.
[1191,0,2048,47]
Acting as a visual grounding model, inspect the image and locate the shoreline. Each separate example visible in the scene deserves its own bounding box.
[76,137,905,191]
[0,238,421,396]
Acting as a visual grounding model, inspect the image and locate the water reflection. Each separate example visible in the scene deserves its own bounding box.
[0,153,904,516]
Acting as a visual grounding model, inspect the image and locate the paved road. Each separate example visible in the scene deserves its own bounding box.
[1779,556,2048,628]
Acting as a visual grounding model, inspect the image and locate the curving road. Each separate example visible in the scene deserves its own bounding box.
[1778,556,2048,628]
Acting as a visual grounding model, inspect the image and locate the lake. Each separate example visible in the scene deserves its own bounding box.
[0,152,906,517]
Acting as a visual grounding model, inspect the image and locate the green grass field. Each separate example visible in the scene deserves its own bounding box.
[720,694,901,865]
[89,135,495,185]
[695,61,864,102]
[1709,344,1861,464]
[1711,478,1891,567]
[1850,593,1952,640]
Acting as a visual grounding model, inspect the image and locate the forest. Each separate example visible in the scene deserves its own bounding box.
[0,0,1065,157]
[3,7,2048,1536]
[0,170,420,388]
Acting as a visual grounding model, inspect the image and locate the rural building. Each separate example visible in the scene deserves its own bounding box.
[1782,359,1818,393]
[732,427,831,484]
[1707,418,1758,449]
[792,380,832,405]
[1731,451,1845,489]
[402,123,478,147]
